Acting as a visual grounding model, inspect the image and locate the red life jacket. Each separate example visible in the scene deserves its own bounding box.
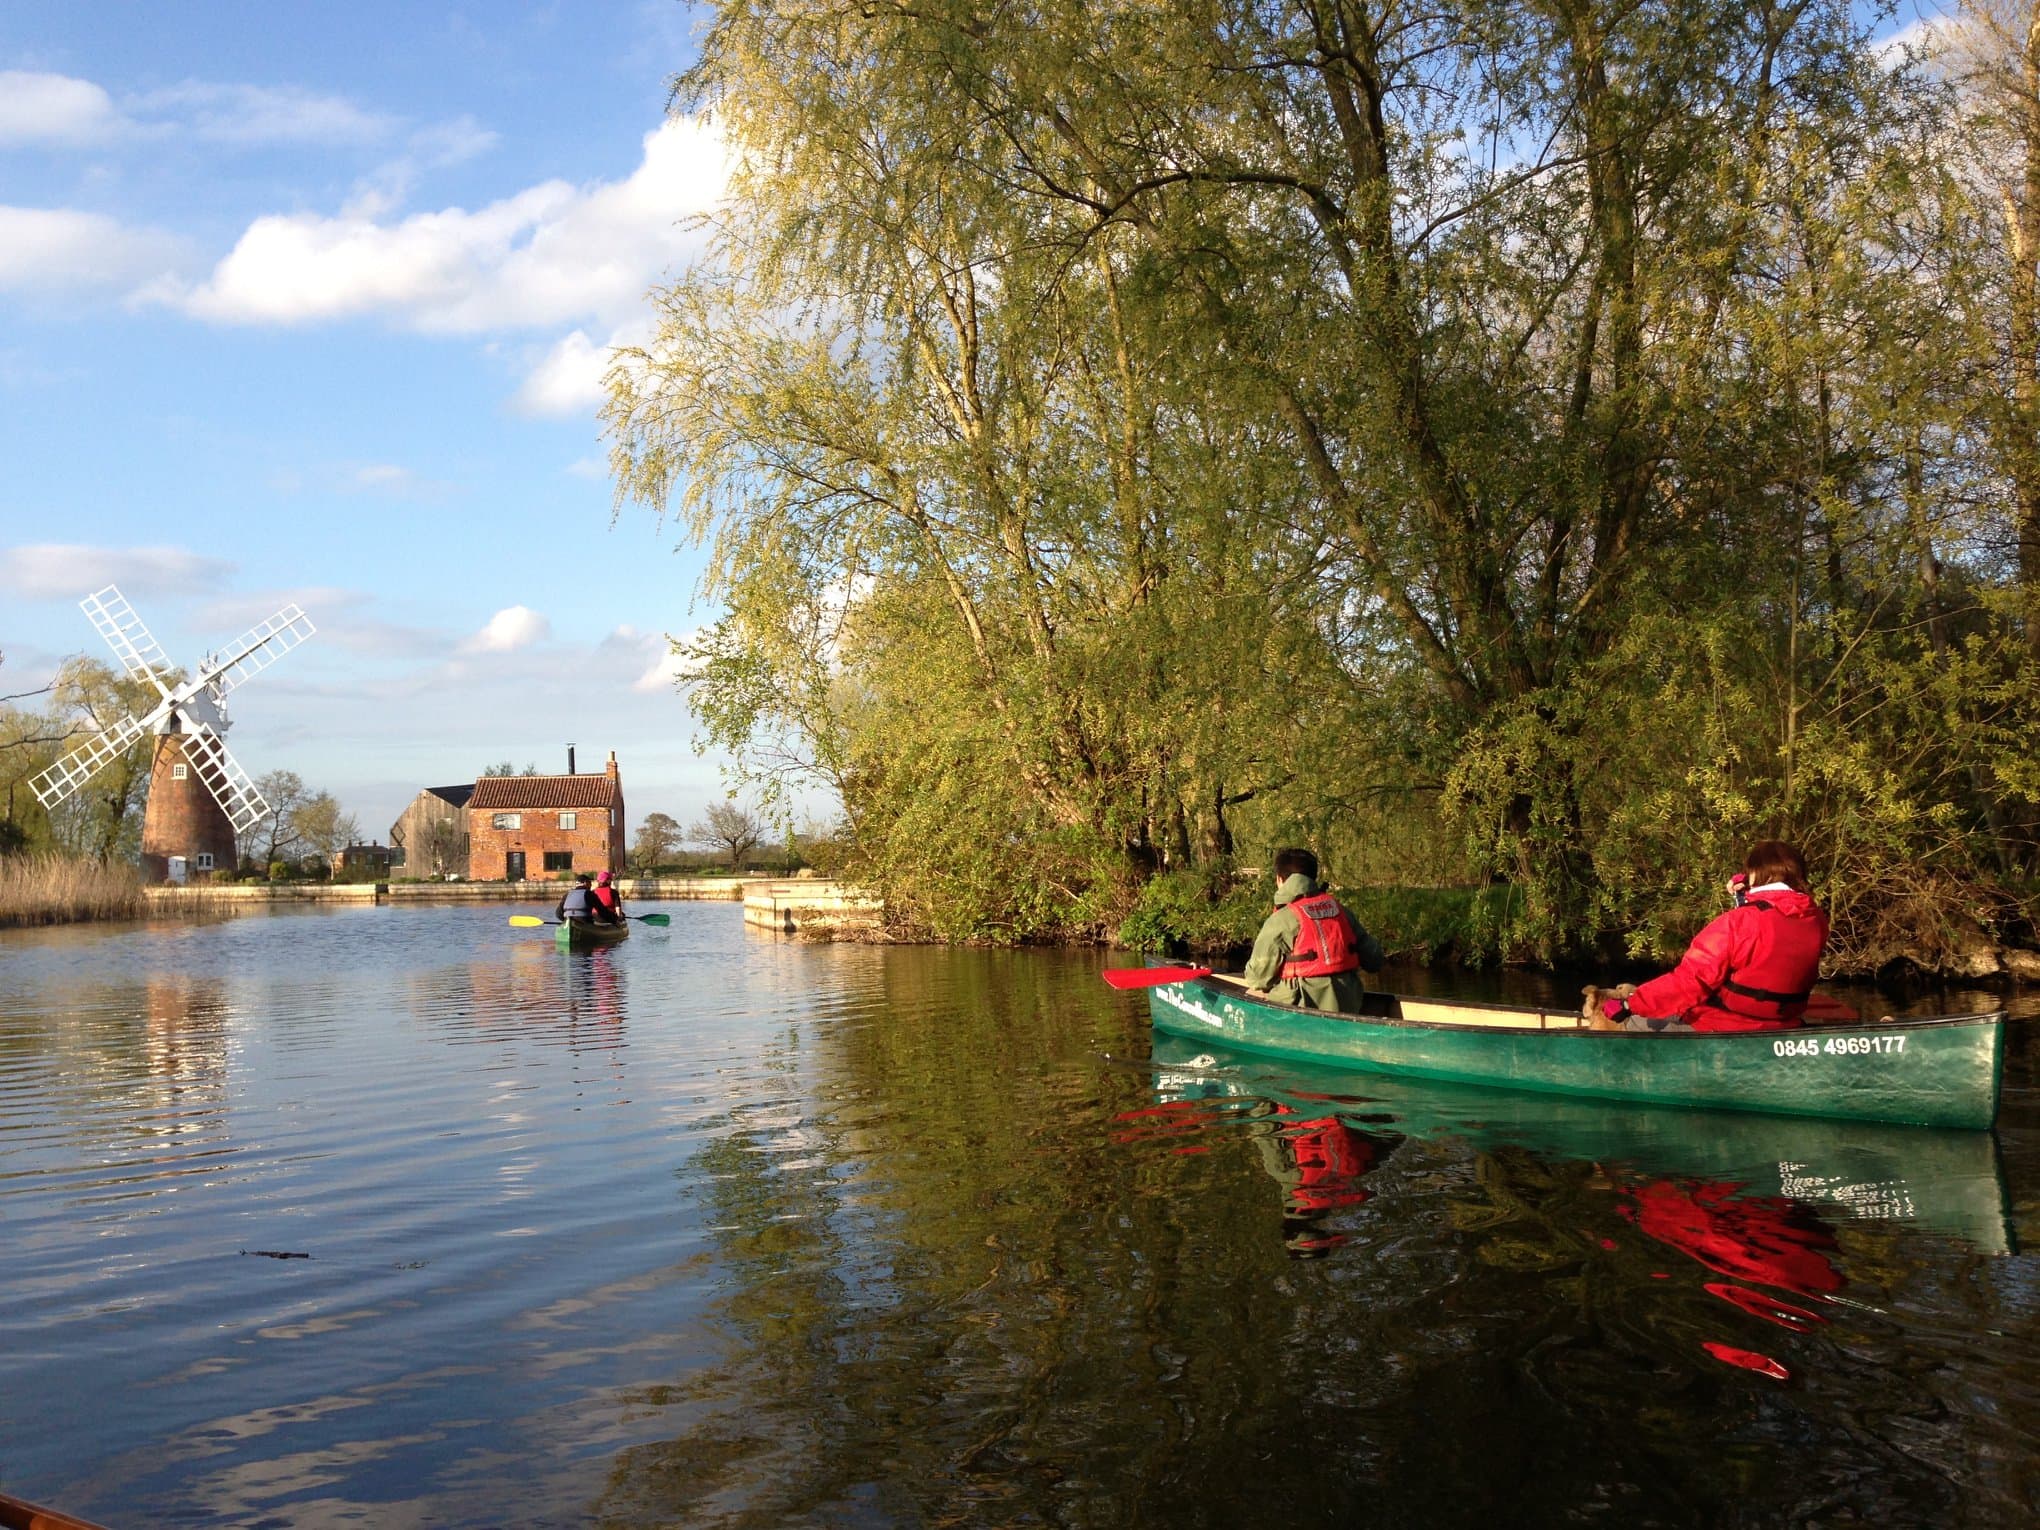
[1629,889,1828,1032]
[1705,896,1826,1028]
[1281,893,1362,980]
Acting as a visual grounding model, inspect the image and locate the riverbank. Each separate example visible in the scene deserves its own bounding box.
[0,854,143,928]
[132,876,761,908]
[15,863,2036,981]
[126,876,876,937]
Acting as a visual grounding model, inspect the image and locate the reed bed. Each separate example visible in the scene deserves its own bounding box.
[0,853,144,927]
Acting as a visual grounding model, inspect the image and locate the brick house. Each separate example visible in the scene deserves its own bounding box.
[330,842,396,879]
[466,751,626,881]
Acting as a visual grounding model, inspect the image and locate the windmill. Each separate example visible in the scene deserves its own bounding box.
[29,585,316,883]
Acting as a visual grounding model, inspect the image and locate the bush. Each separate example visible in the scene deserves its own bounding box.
[1116,867,1265,956]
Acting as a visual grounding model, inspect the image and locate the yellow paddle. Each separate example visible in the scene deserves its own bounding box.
[509,913,670,927]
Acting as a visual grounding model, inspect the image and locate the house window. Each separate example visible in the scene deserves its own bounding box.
[543,851,573,872]
[492,813,521,830]
[559,811,577,830]
[610,808,618,826]
[172,763,188,780]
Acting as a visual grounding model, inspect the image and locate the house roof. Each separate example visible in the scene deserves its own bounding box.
[469,774,622,810]
[424,784,475,808]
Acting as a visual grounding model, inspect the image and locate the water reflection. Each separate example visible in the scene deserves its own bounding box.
[1145,1033,2015,1256]
[0,913,2034,1526]
[1115,1094,1402,1257]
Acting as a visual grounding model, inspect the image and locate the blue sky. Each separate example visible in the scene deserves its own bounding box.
[1,2,739,841]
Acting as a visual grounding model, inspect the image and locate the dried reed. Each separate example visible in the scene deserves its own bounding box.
[0,853,144,927]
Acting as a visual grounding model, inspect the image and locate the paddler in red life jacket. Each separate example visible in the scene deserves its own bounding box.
[1594,840,1830,1033]
[1243,848,1384,1013]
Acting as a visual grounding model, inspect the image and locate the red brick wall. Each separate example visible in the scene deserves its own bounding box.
[139,735,238,884]
[466,805,620,880]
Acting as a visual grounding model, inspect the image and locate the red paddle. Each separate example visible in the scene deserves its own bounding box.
[1100,965,1214,990]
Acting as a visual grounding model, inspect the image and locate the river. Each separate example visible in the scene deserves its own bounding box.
[1,903,2034,1527]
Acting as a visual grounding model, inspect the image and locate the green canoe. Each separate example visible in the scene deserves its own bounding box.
[1148,974,2006,1130]
[556,917,629,950]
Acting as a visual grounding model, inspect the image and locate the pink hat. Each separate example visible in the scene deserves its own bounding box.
[597,871,612,884]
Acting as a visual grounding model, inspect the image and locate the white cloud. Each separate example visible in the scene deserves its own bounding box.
[349,116,500,214]
[0,543,237,600]
[0,71,122,146]
[194,585,448,661]
[564,455,607,479]
[0,206,190,295]
[464,605,552,653]
[129,80,395,145]
[515,327,618,415]
[0,70,411,151]
[1875,17,1950,66]
[177,116,729,334]
[352,463,422,494]
[625,628,699,692]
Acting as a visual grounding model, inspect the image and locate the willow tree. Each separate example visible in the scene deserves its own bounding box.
[608,8,1383,936]
[1941,2,2040,664]
[612,0,2036,961]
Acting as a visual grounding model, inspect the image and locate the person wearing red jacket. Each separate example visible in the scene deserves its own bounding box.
[1596,840,1829,1033]
[589,869,625,925]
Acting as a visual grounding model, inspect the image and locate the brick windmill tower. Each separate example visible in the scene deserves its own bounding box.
[30,585,315,882]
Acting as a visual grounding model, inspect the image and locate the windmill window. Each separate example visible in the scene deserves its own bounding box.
[172,763,188,780]
[558,811,577,830]
[195,852,214,871]
[492,813,521,830]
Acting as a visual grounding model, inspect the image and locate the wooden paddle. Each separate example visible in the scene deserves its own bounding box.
[508,913,671,928]
[1100,965,1213,989]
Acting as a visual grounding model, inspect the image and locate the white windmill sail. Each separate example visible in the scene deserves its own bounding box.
[80,585,175,699]
[28,711,152,808]
[176,727,270,836]
[24,584,315,841]
[202,604,316,698]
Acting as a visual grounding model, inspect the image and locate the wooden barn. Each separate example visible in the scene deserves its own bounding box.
[388,784,473,877]
[466,752,626,881]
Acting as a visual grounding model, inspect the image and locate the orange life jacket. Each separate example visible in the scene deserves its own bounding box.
[1281,893,1362,980]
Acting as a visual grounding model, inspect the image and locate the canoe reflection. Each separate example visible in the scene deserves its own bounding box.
[1144,1033,2015,1257]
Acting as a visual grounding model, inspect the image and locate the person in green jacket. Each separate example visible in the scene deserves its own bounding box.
[1243,848,1383,1013]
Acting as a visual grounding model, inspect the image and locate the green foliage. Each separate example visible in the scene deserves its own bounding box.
[604,0,2040,973]
[1116,868,1265,956]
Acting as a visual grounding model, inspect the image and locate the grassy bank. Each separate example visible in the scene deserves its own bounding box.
[0,854,144,928]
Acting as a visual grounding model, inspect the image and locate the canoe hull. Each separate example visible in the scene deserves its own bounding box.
[555,918,629,950]
[1148,978,2005,1129]
[0,1490,113,1530]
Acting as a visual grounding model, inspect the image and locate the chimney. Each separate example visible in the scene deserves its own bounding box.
[606,750,618,779]
[567,744,576,775]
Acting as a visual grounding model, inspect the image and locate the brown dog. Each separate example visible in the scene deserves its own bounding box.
[1579,983,1638,1030]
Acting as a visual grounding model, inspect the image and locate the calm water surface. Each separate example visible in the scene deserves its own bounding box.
[1,904,2035,1527]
